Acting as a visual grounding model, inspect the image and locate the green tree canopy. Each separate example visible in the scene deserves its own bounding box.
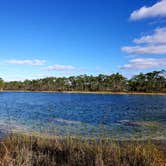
[0,78,4,91]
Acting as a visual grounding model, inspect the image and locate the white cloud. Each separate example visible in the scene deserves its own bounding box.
[122,45,166,54]
[122,27,166,54]
[130,0,166,20]
[6,59,46,66]
[45,64,76,71]
[121,58,166,69]
[122,2,166,70]
[134,27,166,44]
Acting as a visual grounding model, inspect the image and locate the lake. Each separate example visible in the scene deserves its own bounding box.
[0,92,165,139]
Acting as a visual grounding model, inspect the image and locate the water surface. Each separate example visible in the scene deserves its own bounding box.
[0,92,165,139]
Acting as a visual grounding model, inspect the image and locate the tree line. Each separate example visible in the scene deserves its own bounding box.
[0,70,166,92]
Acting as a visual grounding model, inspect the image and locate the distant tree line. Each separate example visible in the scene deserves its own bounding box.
[1,70,166,92]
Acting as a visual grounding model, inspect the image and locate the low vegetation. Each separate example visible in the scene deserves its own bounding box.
[0,134,165,166]
[1,70,166,93]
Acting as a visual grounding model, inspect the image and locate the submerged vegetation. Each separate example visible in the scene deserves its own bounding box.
[0,134,166,166]
[1,70,166,93]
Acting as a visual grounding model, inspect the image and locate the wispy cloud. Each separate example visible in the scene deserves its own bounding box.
[130,0,166,20]
[121,58,166,70]
[44,64,76,71]
[6,59,46,66]
[122,1,166,71]
[122,27,166,54]
[122,45,166,54]
[134,27,166,44]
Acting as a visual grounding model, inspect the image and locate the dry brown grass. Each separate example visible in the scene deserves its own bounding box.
[0,134,165,166]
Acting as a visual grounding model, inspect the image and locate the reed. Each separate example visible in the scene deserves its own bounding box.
[0,134,165,166]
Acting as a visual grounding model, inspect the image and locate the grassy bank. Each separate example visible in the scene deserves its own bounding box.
[2,90,166,95]
[61,91,166,95]
[0,134,166,166]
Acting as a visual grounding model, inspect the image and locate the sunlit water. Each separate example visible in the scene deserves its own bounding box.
[0,92,165,139]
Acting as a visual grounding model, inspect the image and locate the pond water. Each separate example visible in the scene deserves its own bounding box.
[0,92,165,139]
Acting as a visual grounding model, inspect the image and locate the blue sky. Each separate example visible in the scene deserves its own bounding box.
[0,0,166,81]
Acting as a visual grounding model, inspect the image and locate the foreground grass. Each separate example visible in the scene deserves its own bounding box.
[0,134,166,166]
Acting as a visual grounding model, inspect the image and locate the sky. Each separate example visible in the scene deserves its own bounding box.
[0,0,166,81]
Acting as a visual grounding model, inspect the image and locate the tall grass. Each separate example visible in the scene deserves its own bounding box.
[0,134,165,166]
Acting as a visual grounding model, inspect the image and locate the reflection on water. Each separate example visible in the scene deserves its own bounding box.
[0,92,165,139]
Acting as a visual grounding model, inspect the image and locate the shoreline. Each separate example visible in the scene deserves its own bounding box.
[1,90,166,95]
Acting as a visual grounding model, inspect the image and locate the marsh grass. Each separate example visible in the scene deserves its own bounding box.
[0,134,165,166]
